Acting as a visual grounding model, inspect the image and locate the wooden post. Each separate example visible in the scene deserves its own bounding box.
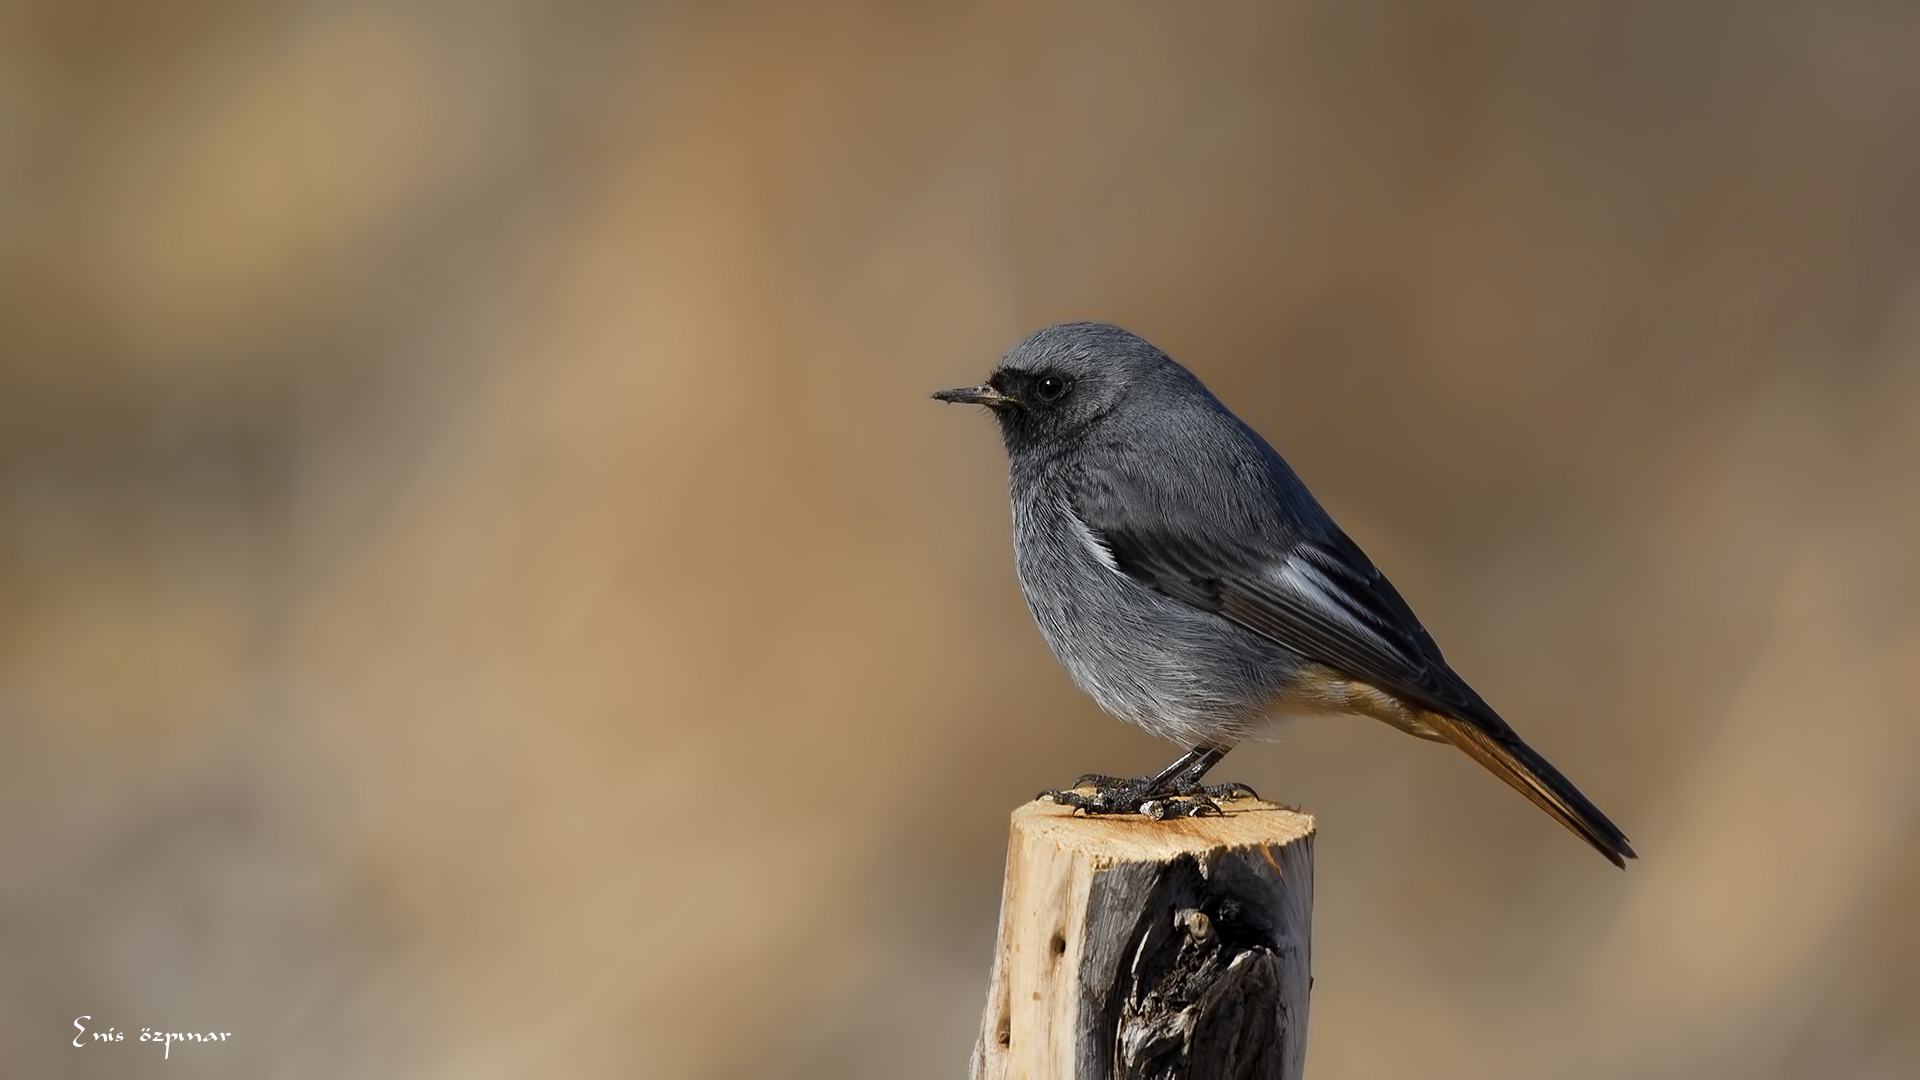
[970,798,1315,1080]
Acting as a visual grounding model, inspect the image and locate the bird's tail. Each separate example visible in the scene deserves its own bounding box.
[1418,709,1637,868]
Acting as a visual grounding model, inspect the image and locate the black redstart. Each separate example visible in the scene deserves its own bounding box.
[934,322,1634,867]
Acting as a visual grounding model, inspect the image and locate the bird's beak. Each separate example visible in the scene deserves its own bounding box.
[931,383,1017,410]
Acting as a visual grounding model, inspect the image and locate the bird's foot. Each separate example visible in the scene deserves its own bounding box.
[1039,773,1260,819]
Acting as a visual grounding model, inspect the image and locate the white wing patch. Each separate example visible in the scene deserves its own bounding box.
[1060,501,1123,575]
[1273,553,1390,646]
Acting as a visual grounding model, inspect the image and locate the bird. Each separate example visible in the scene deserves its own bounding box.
[933,322,1635,867]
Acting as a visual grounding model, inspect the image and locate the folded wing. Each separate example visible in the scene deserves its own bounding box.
[1073,469,1636,867]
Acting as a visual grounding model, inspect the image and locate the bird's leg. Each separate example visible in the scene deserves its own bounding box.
[1041,745,1259,819]
[1161,746,1262,802]
[1067,744,1214,795]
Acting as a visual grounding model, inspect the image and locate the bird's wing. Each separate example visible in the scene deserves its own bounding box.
[1075,489,1509,734]
[1065,438,1636,866]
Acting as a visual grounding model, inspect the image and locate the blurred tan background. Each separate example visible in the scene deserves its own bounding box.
[4,0,1919,1077]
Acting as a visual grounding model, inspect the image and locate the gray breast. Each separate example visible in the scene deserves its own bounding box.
[1009,489,1302,747]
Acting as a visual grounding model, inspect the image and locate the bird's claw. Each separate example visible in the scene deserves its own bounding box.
[1038,772,1258,819]
[1197,781,1261,801]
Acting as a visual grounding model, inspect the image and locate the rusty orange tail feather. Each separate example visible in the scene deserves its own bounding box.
[1417,709,1637,868]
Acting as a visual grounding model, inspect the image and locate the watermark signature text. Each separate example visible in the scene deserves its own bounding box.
[74,1017,233,1060]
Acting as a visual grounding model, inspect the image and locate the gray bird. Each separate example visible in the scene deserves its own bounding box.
[934,322,1635,868]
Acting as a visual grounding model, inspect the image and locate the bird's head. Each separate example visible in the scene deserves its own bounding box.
[932,322,1196,454]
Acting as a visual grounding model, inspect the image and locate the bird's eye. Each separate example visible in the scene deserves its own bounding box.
[1034,376,1068,402]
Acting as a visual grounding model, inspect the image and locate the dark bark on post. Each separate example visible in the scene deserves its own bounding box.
[971,798,1315,1080]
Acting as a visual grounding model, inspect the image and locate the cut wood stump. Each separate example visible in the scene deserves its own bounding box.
[970,796,1315,1080]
